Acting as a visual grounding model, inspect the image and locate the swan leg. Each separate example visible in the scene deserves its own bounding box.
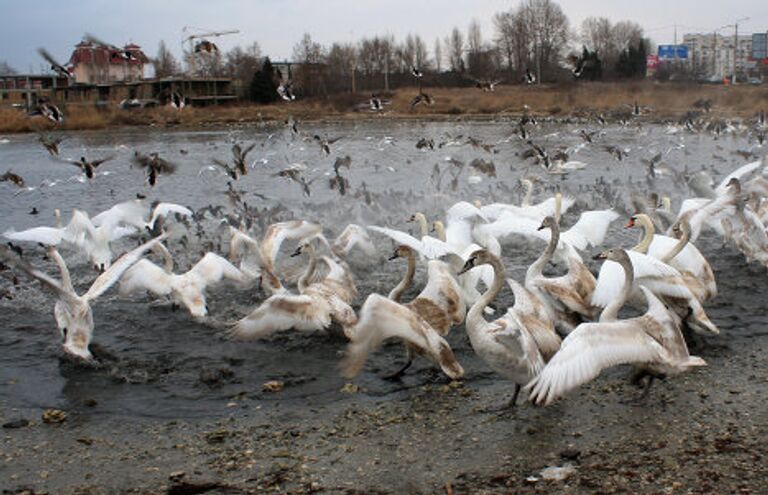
[507,384,521,408]
[382,344,414,381]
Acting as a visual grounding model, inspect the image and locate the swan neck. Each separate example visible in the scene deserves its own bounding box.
[631,215,655,253]
[662,222,690,263]
[527,222,558,281]
[388,249,416,302]
[434,221,446,242]
[599,255,634,322]
[521,180,534,207]
[467,255,505,328]
[415,213,428,238]
[153,242,174,272]
[297,244,317,292]
[49,248,75,295]
[554,193,562,223]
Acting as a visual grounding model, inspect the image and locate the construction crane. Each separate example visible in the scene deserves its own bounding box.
[181,26,240,75]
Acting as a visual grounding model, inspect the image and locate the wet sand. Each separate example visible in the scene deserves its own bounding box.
[1,120,768,493]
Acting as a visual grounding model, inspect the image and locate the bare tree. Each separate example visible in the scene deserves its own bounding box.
[326,42,357,92]
[494,11,531,78]
[0,60,17,75]
[580,17,613,58]
[521,0,569,82]
[154,41,179,78]
[468,19,483,54]
[224,43,262,97]
[446,27,465,72]
[293,33,325,64]
[611,21,644,54]
[292,33,326,96]
[434,37,443,72]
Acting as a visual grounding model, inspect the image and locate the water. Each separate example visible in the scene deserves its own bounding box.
[0,119,765,420]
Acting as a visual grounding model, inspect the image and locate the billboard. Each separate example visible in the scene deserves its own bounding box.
[753,33,767,60]
[646,55,659,69]
[658,45,688,60]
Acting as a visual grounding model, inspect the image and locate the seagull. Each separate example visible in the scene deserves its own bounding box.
[62,156,114,180]
[410,65,423,78]
[524,69,536,85]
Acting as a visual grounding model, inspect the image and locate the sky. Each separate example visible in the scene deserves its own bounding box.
[1,0,767,73]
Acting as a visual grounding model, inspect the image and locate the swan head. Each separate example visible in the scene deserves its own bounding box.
[537,216,556,231]
[179,285,207,317]
[458,249,493,275]
[431,220,446,240]
[56,302,94,360]
[388,245,414,261]
[669,218,691,239]
[726,177,742,194]
[592,248,630,264]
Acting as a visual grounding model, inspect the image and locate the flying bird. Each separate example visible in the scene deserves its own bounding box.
[62,156,114,180]
[37,48,73,78]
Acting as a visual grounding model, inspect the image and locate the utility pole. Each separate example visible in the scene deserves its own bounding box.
[732,17,750,84]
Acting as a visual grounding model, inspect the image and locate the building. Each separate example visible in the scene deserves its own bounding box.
[682,33,756,80]
[68,41,149,84]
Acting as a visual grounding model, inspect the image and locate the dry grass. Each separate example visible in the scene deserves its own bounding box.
[1,82,766,134]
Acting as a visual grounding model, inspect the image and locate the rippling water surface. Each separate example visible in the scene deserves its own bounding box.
[0,119,764,419]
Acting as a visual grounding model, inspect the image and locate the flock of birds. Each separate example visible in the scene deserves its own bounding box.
[1,101,768,409]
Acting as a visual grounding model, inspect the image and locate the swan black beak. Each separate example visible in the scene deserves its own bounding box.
[457,259,474,275]
[290,247,303,257]
[536,223,546,231]
[387,252,399,261]
[592,251,608,260]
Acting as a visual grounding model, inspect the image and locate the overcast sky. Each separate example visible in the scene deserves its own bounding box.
[1,0,767,73]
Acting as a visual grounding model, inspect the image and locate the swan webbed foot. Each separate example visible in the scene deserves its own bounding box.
[382,359,413,381]
[481,384,521,413]
[622,375,656,406]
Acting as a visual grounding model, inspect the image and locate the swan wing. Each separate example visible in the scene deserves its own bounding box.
[229,293,330,340]
[0,244,75,304]
[446,201,488,222]
[368,225,424,255]
[149,202,192,228]
[229,228,263,278]
[3,226,65,245]
[118,258,172,297]
[715,159,762,194]
[85,236,165,301]
[526,320,665,405]
[560,209,619,251]
[592,251,683,307]
[110,225,138,242]
[677,198,710,217]
[62,210,97,247]
[260,220,323,269]
[189,252,245,287]
[92,199,148,229]
[332,224,377,257]
[478,213,543,241]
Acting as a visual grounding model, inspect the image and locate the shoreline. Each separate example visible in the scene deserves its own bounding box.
[2,81,766,135]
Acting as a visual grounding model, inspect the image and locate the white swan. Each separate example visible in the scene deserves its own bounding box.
[458,249,560,407]
[368,213,459,260]
[119,243,245,317]
[527,248,706,406]
[628,214,716,301]
[591,244,719,335]
[229,237,357,340]
[342,244,465,380]
[0,236,165,359]
[525,216,599,333]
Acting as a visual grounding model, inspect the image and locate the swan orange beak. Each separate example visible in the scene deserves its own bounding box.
[625,218,635,228]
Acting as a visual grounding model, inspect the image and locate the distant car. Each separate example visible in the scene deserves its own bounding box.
[748,77,763,85]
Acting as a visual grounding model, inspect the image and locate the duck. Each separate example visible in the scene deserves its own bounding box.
[1,171,25,188]
[0,236,164,359]
[627,213,716,301]
[30,98,63,124]
[39,134,63,156]
[37,48,73,78]
[410,90,434,110]
[458,249,560,407]
[229,237,358,340]
[343,244,465,379]
[527,248,706,406]
[132,152,177,187]
[63,156,115,180]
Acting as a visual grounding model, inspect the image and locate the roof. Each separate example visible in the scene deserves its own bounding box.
[68,42,149,66]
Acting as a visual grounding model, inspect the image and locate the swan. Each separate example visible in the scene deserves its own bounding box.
[119,243,246,318]
[258,220,328,294]
[0,236,165,360]
[343,244,465,380]
[525,216,599,333]
[526,248,706,406]
[229,237,358,340]
[331,224,377,259]
[591,243,719,336]
[227,226,264,281]
[368,213,459,260]
[458,249,560,407]
[479,191,575,223]
[627,214,716,301]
